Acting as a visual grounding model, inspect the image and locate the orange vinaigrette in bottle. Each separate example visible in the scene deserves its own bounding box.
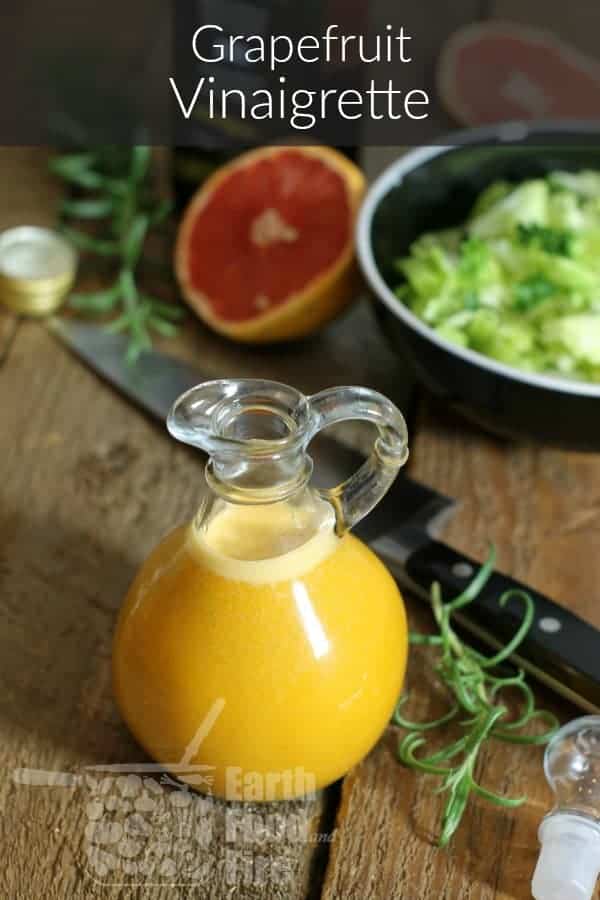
[113,380,409,800]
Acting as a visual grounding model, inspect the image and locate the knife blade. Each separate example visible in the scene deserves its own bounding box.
[47,318,203,420]
[49,317,600,713]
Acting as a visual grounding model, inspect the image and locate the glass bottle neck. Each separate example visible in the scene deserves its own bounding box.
[168,378,408,534]
[205,445,313,505]
[191,487,339,581]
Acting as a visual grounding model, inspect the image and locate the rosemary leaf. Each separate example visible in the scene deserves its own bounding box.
[398,735,451,776]
[61,226,119,257]
[471,783,526,807]
[123,214,150,268]
[488,680,534,729]
[144,298,185,320]
[397,547,559,847]
[69,286,121,312]
[51,147,183,361]
[148,316,179,338]
[407,633,444,646]
[130,146,152,183]
[393,698,458,732]
[61,197,114,219]
[49,153,103,189]
[439,769,472,847]
[421,733,470,765]
[149,199,175,227]
[477,590,535,668]
[105,314,131,334]
[446,545,496,612]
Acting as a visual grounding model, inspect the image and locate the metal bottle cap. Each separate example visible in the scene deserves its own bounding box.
[0,226,77,316]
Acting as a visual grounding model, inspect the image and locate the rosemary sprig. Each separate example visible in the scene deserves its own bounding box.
[50,147,184,364]
[394,547,559,847]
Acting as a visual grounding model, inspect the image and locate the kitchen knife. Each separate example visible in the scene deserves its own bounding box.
[48,317,600,713]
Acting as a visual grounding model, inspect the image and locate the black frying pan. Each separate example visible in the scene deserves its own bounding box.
[357,123,600,449]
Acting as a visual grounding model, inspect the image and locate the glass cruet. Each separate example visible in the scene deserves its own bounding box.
[166,379,409,531]
[532,716,600,900]
[112,379,410,801]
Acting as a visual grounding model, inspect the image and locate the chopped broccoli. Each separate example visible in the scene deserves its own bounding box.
[393,171,600,382]
[513,274,559,312]
[516,223,574,256]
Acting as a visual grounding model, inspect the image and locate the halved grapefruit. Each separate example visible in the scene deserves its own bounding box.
[438,22,600,127]
[174,146,365,343]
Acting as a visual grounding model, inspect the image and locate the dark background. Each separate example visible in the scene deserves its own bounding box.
[2,0,600,145]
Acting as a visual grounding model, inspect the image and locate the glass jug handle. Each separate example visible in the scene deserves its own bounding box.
[308,386,409,535]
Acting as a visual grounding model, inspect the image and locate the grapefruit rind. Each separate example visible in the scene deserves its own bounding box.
[174,145,366,343]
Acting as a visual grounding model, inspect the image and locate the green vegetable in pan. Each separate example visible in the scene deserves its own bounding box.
[394,171,600,382]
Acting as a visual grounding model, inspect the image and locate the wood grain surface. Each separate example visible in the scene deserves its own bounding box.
[320,401,596,900]
[0,315,334,900]
[322,4,600,896]
[2,121,600,900]
[0,149,403,900]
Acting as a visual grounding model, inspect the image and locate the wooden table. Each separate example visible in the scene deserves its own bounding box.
[1,137,600,900]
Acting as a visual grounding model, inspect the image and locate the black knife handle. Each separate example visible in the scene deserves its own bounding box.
[404,540,600,711]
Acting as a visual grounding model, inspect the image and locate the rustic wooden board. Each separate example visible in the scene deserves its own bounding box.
[3,116,599,900]
[153,297,411,407]
[0,310,18,360]
[321,398,598,900]
[406,402,600,627]
[0,147,58,228]
[0,318,333,899]
[321,7,600,894]
[0,148,412,900]
[0,146,58,365]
